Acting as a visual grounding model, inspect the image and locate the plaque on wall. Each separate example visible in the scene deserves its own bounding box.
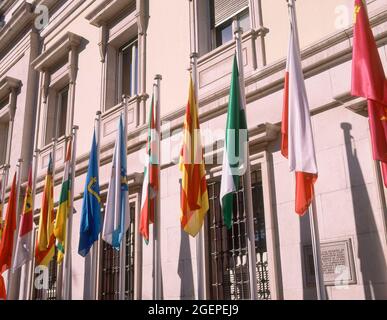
[303,238,357,287]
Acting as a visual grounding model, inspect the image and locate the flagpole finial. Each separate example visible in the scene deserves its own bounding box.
[17,158,23,164]
[190,52,198,59]
[154,74,162,81]
[72,125,79,131]
[96,111,102,116]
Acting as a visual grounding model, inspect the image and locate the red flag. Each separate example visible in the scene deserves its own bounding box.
[351,0,387,186]
[0,273,5,300]
[0,173,17,274]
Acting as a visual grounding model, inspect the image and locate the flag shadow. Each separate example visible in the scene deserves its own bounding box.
[177,229,195,300]
[341,122,387,299]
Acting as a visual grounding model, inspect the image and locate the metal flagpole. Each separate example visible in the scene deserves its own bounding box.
[25,148,40,300]
[309,200,326,300]
[154,74,162,299]
[63,126,78,300]
[189,0,205,300]
[234,20,258,300]
[287,0,326,300]
[119,96,128,300]
[90,111,102,300]
[7,158,23,299]
[50,137,58,301]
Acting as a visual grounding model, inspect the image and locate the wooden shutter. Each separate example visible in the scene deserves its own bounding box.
[213,0,248,26]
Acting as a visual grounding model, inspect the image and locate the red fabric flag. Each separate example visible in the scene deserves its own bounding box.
[0,273,5,300]
[0,173,17,274]
[351,0,387,186]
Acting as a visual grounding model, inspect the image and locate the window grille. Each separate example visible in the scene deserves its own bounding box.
[207,170,270,300]
[100,203,136,300]
[33,249,58,300]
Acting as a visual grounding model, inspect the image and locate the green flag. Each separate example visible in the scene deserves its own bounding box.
[220,55,248,229]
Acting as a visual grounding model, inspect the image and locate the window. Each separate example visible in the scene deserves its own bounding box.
[0,120,9,166]
[100,202,136,300]
[211,0,250,48]
[45,84,69,145]
[118,39,138,100]
[32,248,58,300]
[206,170,270,300]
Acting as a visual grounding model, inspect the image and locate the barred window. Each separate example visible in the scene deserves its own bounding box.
[100,202,136,300]
[32,248,58,300]
[207,170,270,300]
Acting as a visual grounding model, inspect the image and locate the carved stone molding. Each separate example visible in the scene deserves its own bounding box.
[0,76,22,120]
[0,2,34,54]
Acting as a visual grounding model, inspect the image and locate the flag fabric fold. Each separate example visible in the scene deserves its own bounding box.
[179,76,209,237]
[140,95,159,243]
[78,130,102,257]
[35,154,56,267]
[281,2,318,215]
[220,55,248,229]
[102,115,129,249]
[351,0,387,187]
[13,168,33,270]
[54,140,72,264]
[0,273,5,300]
[0,173,17,273]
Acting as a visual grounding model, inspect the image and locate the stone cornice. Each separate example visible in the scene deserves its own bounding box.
[85,0,136,27]
[0,76,22,100]
[0,2,35,54]
[31,32,82,72]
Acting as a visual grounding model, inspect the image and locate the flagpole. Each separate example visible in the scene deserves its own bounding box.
[63,126,78,300]
[154,74,162,300]
[26,148,39,300]
[234,20,258,300]
[287,0,326,300]
[189,0,205,300]
[119,96,129,300]
[6,158,23,300]
[90,111,102,300]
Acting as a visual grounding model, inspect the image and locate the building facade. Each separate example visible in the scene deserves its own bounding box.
[0,0,386,300]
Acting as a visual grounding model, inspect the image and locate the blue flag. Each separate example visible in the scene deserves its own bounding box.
[78,130,102,257]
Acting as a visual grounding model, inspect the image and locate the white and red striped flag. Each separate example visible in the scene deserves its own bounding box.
[281,1,318,215]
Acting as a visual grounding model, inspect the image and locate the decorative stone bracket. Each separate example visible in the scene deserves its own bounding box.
[0,76,22,120]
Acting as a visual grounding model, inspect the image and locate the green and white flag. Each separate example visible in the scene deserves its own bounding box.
[220,55,248,229]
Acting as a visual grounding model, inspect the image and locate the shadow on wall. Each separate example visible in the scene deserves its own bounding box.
[178,229,195,300]
[341,122,387,299]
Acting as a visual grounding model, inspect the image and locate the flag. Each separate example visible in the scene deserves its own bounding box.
[102,115,129,249]
[220,56,248,228]
[78,130,102,257]
[281,2,318,215]
[179,76,209,236]
[351,0,387,186]
[13,168,34,270]
[35,154,56,267]
[0,173,17,273]
[54,140,72,264]
[140,95,159,243]
[0,273,5,300]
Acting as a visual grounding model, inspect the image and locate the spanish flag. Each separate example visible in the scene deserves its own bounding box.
[0,179,3,242]
[36,154,56,267]
[281,0,318,215]
[179,77,209,237]
[54,140,72,264]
